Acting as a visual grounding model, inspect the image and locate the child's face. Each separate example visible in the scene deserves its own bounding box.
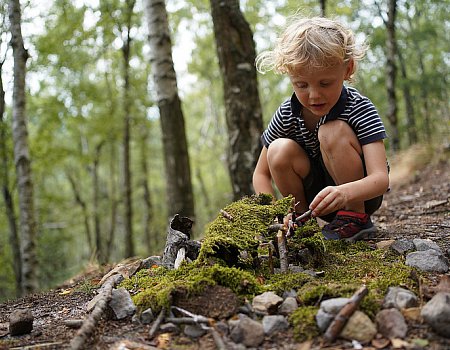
[289,61,353,119]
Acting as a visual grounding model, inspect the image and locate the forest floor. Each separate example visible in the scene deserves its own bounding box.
[0,145,449,350]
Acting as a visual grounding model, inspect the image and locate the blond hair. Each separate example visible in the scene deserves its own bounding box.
[256,16,368,79]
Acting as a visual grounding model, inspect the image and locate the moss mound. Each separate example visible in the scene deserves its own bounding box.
[119,194,418,342]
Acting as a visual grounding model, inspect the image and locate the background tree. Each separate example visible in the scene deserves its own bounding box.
[8,0,38,294]
[145,0,195,220]
[209,0,263,200]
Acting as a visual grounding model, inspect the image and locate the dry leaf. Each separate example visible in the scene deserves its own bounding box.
[436,275,450,293]
[58,289,72,295]
[156,332,171,349]
[372,338,390,349]
[401,307,422,322]
[391,338,410,349]
[296,340,312,350]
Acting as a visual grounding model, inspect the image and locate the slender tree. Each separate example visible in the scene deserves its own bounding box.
[209,0,264,200]
[145,0,195,219]
[8,0,38,293]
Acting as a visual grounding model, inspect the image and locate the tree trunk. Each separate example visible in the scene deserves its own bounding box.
[145,0,195,220]
[8,0,38,294]
[210,0,264,200]
[319,0,326,17]
[397,48,417,145]
[105,143,118,261]
[0,61,22,297]
[385,0,399,151]
[121,0,136,258]
[92,141,104,263]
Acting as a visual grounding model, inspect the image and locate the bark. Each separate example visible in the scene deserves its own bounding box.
[397,48,417,145]
[105,144,118,261]
[92,141,104,263]
[0,60,22,297]
[210,0,264,200]
[277,230,288,272]
[319,0,326,17]
[66,171,93,252]
[8,0,38,294]
[121,0,136,258]
[385,0,400,151]
[145,0,195,220]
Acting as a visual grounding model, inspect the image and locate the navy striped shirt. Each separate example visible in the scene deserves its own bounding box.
[261,86,387,158]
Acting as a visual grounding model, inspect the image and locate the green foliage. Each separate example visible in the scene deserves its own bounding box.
[289,306,321,342]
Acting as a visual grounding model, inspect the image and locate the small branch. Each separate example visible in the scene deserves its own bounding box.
[323,285,369,344]
[220,209,234,221]
[277,230,288,272]
[267,223,286,233]
[69,275,121,350]
[165,316,209,324]
[148,307,166,339]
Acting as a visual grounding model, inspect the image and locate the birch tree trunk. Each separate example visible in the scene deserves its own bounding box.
[210,0,264,200]
[8,0,38,293]
[385,0,400,151]
[145,0,195,219]
[1,59,22,297]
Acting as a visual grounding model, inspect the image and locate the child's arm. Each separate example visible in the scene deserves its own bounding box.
[310,140,389,216]
[252,146,275,197]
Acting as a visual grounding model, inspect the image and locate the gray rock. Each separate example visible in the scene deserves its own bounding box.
[278,297,298,315]
[141,256,162,268]
[262,315,289,335]
[160,322,180,334]
[383,287,418,309]
[184,324,207,338]
[406,249,449,273]
[9,309,34,336]
[108,287,136,320]
[421,292,450,338]
[413,238,442,253]
[315,308,335,332]
[376,308,408,339]
[229,315,264,347]
[390,239,414,255]
[282,289,297,299]
[320,297,350,314]
[140,308,154,324]
[252,291,283,315]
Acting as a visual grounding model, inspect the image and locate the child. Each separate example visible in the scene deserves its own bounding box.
[253,16,389,241]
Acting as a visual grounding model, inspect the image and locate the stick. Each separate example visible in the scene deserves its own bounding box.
[294,209,312,224]
[277,230,288,272]
[323,285,368,344]
[220,209,234,221]
[148,307,166,339]
[69,275,120,350]
[267,223,286,233]
[165,316,209,324]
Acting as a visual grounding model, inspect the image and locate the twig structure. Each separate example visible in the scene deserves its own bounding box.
[148,307,166,339]
[277,229,288,272]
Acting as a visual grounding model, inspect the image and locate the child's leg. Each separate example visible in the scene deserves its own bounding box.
[318,120,365,213]
[266,138,310,212]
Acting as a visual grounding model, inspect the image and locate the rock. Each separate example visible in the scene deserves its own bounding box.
[262,315,289,335]
[229,315,265,347]
[140,308,154,324]
[9,309,34,336]
[184,324,207,338]
[64,319,83,329]
[160,322,180,334]
[252,291,283,315]
[315,308,335,333]
[320,297,350,314]
[108,287,136,320]
[413,238,442,253]
[406,249,449,273]
[421,292,450,338]
[376,308,408,339]
[376,239,395,250]
[282,289,297,299]
[382,286,418,309]
[401,307,422,323]
[278,297,298,315]
[390,239,414,255]
[141,256,162,268]
[340,311,377,343]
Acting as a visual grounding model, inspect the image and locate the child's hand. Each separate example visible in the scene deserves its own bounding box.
[310,186,348,217]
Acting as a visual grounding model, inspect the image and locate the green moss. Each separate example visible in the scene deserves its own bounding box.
[263,272,313,295]
[289,306,321,341]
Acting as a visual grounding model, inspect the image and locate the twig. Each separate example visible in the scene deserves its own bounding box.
[69,274,121,350]
[277,230,288,272]
[165,316,209,324]
[294,209,312,224]
[209,327,227,350]
[267,223,286,233]
[149,307,166,339]
[323,285,368,344]
[220,209,234,221]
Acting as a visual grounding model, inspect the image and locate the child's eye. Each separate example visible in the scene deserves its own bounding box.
[320,82,331,87]
[296,83,308,89]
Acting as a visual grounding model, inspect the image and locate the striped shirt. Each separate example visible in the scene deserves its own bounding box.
[261,86,387,158]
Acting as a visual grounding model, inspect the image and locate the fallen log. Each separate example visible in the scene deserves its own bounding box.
[323,285,369,344]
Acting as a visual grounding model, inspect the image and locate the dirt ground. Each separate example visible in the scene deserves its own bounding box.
[0,149,449,350]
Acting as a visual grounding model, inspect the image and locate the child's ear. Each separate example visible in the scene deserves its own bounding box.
[344,59,355,80]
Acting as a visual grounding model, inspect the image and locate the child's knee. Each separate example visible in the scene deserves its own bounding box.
[267,138,299,168]
[318,120,360,153]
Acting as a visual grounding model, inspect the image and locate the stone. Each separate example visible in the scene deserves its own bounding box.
[160,322,180,334]
[315,308,335,332]
[320,297,350,314]
[376,308,408,339]
[262,315,289,335]
[376,239,395,250]
[252,291,283,315]
[421,292,450,338]
[140,308,154,324]
[9,309,34,336]
[229,315,264,347]
[340,311,377,343]
[278,297,298,315]
[383,286,418,310]
[413,238,442,253]
[108,287,136,320]
[406,249,449,273]
[184,324,207,338]
[390,239,414,255]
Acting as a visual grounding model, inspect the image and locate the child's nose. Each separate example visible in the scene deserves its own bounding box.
[309,87,321,99]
